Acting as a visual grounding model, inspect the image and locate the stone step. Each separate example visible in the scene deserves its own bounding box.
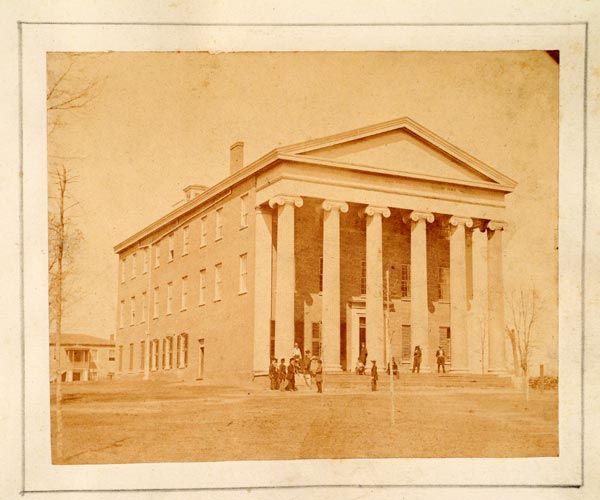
[319,372,513,389]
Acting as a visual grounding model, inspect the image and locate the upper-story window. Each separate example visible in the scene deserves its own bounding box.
[214,263,223,301]
[200,216,207,247]
[400,264,411,299]
[153,287,159,318]
[168,233,175,262]
[215,208,223,240]
[167,281,173,314]
[131,253,136,279]
[199,269,207,305]
[182,226,189,255]
[120,258,126,283]
[143,248,148,274]
[155,245,160,268]
[438,267,450,301]
[130,296,136,325]
[141,291,147,322]
[240,195,249,229]
[119,299,125,328]
[181,276,188,310]
[239,253,248,294]
[360,260,367,295]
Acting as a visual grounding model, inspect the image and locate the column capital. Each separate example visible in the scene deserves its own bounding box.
[364,205,391,218]
[487,220,507,232]
[321,200,349,213]
[268,195,304,209]
[254,204,273,215]
[403,210,435,224]
[449,215,474,228]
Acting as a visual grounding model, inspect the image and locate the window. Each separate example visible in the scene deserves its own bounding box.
[214,263,222,301]
[129,343,134,371]
[167,282,173,314]
[182,226,189,255]
[143,248,148,274]
[120,258,126,283]
[400,264,411,299]
[200,216,207,247]
[215,208,223,240]
[401,325,411,362]
[360,260,367,295]
[140,340,145,370]
[153,287,159,318]
[240,195,248,228]
[176,335,181,367]
[439,327,451,363]
[162,338,168,369]
[438,267,450,301]
[118,346,123,370]
[151,339,159,371]
[130,296,136,325]
[131,253,136,279]
[155,245,160,268]
[178,333,188,368]
[319,256,324,292]
[141,291,147,322]
[181,276,188,310]
[239,254,248,294]
[199,269,207,305]
[90,349,98,363]
[168,233,175,262]
[311,322,321,357]
[168,336,174,368]
[109,349,115,362]
[119,300,125,328]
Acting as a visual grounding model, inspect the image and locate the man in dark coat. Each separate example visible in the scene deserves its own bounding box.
[436,346,446,374]
[278,358,287,391]
[359,342,368,369]
[269,358,279,390]
[315,359,323,393]
[286,358,297,391]
[371,360,378,391]
[412,346,422,373]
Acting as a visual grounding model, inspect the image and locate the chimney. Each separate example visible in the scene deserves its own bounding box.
[230,141,244,174]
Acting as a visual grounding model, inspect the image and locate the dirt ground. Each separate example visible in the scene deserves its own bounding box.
[50,376,558,464]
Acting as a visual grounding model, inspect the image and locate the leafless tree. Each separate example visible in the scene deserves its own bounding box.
[47,55,101,459]
[506,287,538,405]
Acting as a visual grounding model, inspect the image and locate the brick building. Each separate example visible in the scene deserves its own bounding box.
[113,117,516,382]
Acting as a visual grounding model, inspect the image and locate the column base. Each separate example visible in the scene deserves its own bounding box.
[487,368,509,376]
[323,364,343,373]
[449,367,470,374]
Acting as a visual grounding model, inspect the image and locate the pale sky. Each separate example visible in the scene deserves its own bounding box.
[47,51,558,367]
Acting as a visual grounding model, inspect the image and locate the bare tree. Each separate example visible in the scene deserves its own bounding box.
[47,55,101,459]
[506,287,538,405]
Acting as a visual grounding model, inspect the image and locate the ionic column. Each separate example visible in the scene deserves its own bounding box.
[253,206,273,375]
[471,226,489,373]
[405,211,435,372]
[321,200,349,371]
[449,215,473,373]
[269,195,304,361]
[364,205,391,366]
[487,221,507,373]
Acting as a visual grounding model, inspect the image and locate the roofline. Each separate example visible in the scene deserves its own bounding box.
[114,117,517,254]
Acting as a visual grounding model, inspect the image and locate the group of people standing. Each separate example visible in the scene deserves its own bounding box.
[268,344,323,393]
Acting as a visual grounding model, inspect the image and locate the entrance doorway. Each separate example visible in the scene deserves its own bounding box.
[197,339,205,379]
[358,315,367,358]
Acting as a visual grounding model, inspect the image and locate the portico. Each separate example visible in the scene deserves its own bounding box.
[253,117,516,375]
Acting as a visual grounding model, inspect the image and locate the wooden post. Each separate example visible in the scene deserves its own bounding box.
[540,364,544,393]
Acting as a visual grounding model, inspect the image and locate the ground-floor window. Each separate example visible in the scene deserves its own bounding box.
[118,345,123,371]
[140,340,145,370]
[129,343,134,371]
[401,325,411,362]
[311,322,321,357]
[151,339,159,371]
[177,333,188,368]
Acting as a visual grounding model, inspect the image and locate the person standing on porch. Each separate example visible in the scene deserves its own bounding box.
[371,360,378,391]
[302,350,312,388]
[286,358,297,391]
[315,359,323,393]
[436,346,446,374]
[359,342,368,368]
[412,346,422,373]
[292,343,302,361]
[269,358,279,390]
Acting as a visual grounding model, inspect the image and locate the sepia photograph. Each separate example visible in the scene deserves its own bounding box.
[46,50,559,465]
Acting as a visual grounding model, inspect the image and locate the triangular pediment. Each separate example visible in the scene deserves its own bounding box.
[278,117,516,190]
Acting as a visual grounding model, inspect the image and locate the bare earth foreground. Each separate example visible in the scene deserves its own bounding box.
[50,375,558,464]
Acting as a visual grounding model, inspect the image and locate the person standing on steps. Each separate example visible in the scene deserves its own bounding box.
[412,345,422,373]
[359,342,368,370]
[278,358,287,391]
[436,346,446,374]
[269,358,279,390]
[315,359,323,393]
[371,360,378,391]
